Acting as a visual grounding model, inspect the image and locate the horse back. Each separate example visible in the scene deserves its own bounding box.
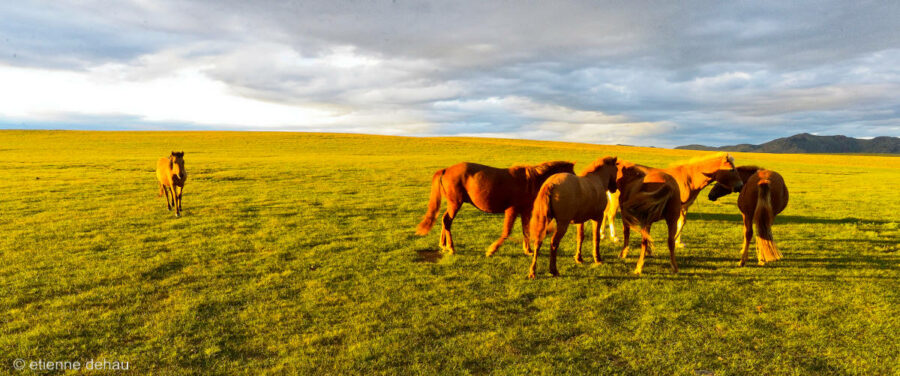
[443,162,519,212]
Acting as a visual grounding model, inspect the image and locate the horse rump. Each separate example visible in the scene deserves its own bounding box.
[754,179,782,262]
[416,169,445,235]
[529,182,555,248]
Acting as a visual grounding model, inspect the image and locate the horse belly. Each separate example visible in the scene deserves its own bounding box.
[465,182,513,213]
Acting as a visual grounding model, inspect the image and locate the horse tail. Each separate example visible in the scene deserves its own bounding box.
[530,183,554,248]
[416,169,445,235]
[626,185,673,227]
[754,179,782,262]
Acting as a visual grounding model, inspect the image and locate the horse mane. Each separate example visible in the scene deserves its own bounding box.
[512,161,575,181]
[670,152,733,167]
[579,156,617,176]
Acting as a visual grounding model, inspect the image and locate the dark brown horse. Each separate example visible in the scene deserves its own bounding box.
[416,160,575,255]
[528,156,618,279]
[709,166,789,266]
[615,161,682,274]
[156,151,186,217]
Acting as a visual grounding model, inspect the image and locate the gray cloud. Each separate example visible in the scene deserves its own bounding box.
[2,1,900,146]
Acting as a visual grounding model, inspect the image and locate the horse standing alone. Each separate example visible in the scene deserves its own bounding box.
[528,156,618,279]
[157,151,187,217]
[416,161,575,255]
[709,166,788,266]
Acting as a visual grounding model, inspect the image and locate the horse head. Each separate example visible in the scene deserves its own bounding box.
[702,153,742,200]
[170,151,186,181]
[709,166,760,201]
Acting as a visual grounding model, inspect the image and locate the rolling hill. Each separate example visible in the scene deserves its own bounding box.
[676,133,900,154]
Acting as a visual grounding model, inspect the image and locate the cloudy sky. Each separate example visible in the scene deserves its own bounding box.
[1,1,899,147]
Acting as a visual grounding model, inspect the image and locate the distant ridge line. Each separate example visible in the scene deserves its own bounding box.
[675,133,900,154]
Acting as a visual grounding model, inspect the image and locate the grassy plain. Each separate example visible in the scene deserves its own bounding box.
[1,130,898,375]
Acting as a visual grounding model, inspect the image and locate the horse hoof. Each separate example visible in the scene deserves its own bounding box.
[574,258,583,264]
[611,237,619,243]
[675,242,685,249]
[593,261,603,265]
[527,273,536,280]
[632,270,642,275]
[550,271,559,277]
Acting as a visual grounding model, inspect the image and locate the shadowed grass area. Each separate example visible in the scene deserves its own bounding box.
[1,130,898,375]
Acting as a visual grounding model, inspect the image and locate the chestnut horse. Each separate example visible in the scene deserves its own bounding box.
[156,151,186,217]
[589,152,743,251]
[616,161,682,274]
[709,166,789,266]
[416,160,575,255]
[528,156,618,279]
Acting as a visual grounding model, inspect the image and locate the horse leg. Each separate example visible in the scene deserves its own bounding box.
[486,207,516,257]
[634,225,651,275]
[528,226,543,279]
[520,212,533,256]
[441,202,461,254]
[574,222,585,264]
[549,222,568,276]
[667,218,679,273]
[739,214,753,267]
[592,219,603,264]
[607,212,619,242]
[163,186,172,211]
[175,185,182,217]
[673,210,686,249]
[619,226,630,259]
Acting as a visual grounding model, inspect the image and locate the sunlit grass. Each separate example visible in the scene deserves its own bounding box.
[1,130,898,374]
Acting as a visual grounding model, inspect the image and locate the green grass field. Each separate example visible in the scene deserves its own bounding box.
[1,130,898,375]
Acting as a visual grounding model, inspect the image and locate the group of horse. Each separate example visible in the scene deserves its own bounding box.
[415,152,789,278]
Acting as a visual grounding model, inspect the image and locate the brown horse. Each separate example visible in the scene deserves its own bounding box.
[632,153,744,250]
[709,166,789,266]
[156,151,186,217]
[416,160,575,255]
[528,156,618,279]
[615,161,682,274]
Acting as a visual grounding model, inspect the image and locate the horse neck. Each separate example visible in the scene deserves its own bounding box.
[674,160,717,191]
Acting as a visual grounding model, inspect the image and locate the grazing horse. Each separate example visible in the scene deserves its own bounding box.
[156,151,186,217]
[616,161,682,274]
[528,156,618,279]
[416,160,575,255]
[709,166,789,266]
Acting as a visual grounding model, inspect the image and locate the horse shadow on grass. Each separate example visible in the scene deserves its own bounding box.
[686,212,892,225]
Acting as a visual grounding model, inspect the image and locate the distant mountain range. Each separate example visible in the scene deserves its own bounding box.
[675,133,900,154]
